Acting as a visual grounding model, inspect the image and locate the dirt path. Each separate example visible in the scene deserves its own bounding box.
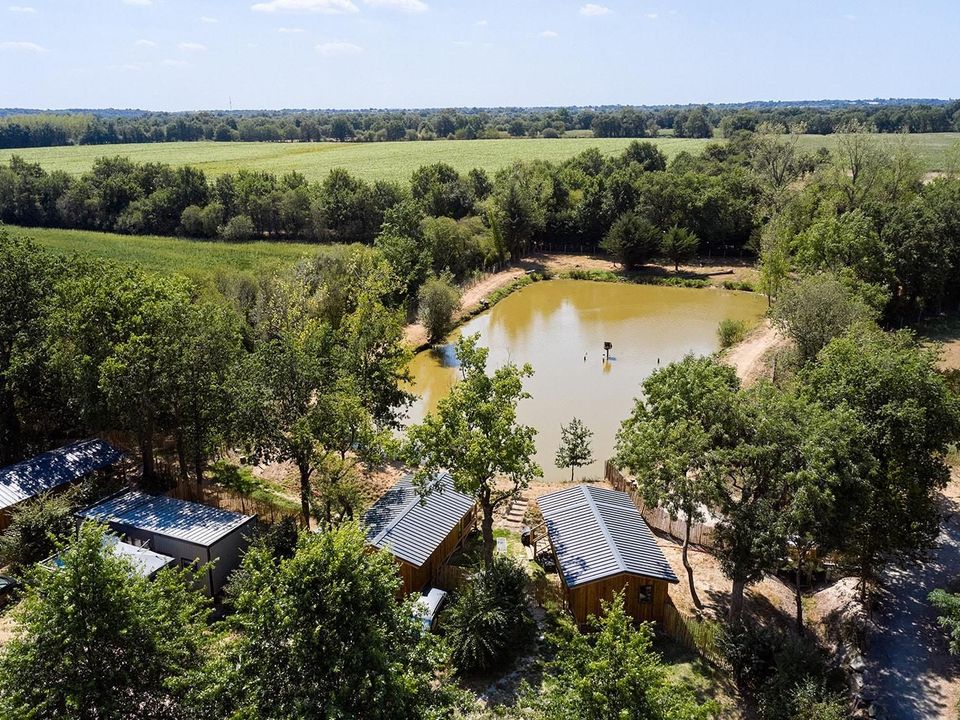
[867,473,960,719]
[720,319,784,386]
[403,266,528,348]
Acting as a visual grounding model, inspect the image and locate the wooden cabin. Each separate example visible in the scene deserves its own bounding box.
[536,485,678,626]
[364,473,476,595]
[0,439,123,532]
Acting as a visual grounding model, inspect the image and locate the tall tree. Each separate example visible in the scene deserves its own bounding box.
[224,524,441,720]
[801,325,960,603]
[660,225,699,272]
[0,231,59,464]
[0,523,210,720]
[615,356,740,610]
[555,417,594,482]
[406,334,542,568]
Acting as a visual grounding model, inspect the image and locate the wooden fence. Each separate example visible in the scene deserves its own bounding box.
[433,564,470,593]
[167,483,299,525]
[605,460,717,549]
[661,599,721,662]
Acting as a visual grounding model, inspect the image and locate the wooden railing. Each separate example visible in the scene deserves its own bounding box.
[605,460,717,549]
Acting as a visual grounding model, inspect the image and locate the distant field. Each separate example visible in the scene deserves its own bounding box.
[794,132,959,173]
[11,226,316,279]
[1,133,956,183]
[0,137,713,184]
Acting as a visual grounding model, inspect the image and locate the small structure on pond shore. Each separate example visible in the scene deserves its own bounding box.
[77,490,256,596]
[364,473,476,595]
[0,439,123,532]
[535,484,678,625]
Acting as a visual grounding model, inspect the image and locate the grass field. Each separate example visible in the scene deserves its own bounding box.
[0,137,713,184]
[10,225,317,279]
[1,133,957,184]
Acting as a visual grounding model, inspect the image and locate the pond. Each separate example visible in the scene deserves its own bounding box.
[405,279,766,482]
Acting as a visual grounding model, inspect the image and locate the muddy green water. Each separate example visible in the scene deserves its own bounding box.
[405,279,765,481]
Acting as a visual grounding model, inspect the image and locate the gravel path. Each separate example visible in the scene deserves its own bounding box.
[868,476,960,719]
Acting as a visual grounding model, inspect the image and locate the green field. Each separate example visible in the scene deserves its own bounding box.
[10,226,317,279]
[0,137,713,184]
[1,133,957,184]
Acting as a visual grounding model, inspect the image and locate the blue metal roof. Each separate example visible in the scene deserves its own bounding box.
[364,473,475,567]
[0,439,122,512]
[78,490,255,547]
[537,485,679,588]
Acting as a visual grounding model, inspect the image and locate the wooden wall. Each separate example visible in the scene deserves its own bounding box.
[565,573,672,626]
[395,506,476,595]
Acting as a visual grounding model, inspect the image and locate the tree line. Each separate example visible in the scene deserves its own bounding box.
[2,99,959,149]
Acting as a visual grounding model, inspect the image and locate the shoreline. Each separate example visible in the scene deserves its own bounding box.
[404,253,760,352]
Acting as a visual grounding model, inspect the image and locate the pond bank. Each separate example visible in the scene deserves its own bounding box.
[403,253,760,351]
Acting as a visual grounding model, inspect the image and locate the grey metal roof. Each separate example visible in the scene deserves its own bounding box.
[364,473,475,568]
[46,536,174,578]
[0,439,122,512]
[78,490,255,547]
[537,485,679,588]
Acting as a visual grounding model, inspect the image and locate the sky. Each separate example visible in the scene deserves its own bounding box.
[0,0,957,111]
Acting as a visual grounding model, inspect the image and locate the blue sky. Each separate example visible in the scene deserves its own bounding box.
[1,0,957,110]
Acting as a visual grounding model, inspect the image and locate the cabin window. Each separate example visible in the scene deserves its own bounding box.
[638,584,654,603]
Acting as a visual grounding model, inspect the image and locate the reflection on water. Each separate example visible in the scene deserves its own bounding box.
[405,279,765,482]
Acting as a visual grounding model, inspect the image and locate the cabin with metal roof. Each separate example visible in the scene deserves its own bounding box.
[0,439,123,531]
[364,473,476,595]
[535,485,679,625]
[77,490,256,596]
[44,534,175,580]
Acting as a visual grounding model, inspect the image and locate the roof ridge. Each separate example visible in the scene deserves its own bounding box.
[580,485,627,576]
[370,473,444,547]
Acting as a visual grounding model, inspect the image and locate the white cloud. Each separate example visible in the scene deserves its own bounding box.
[8,5,36,13]
[363,0,427,12]
[178,41,207,51]
[122,0,152,6]
[162,58,188,66]
[315,40,362,56]
[251,0,358,14]
[843,13,856,21]
[108,63,142,71]
[277,26,305,32]
[646,13,658,19]
[200,15,218,23]
[475,19,487,27]
[540,30,558,37]
[0,40,46,51]
[579,3,610,16]
[135,38,158,47]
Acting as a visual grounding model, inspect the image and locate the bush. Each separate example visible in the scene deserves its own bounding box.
[718,318,749,348]
[600,211,660,270]
[719,624,845,720]
[219,214,255,242]
[0,492,75,572]
[722,279,756,292]
[443,555,534,675]
[417,274,461,344]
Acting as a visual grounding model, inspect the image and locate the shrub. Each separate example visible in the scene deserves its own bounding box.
[443,555,534,675]
[0,492,75,572]
[722,279,756,292]
[600,211,660,270]
[535,593,716,720]
[718,318,749,348]
[417,274,461,344]
[719,623,845,720]
[219,214,255,242]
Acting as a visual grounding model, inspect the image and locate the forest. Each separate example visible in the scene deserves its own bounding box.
[1,98,959,149]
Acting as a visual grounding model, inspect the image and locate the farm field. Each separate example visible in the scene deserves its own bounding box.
[0,137,708,183]
[10,225,317,279]
[1,133,957,183]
